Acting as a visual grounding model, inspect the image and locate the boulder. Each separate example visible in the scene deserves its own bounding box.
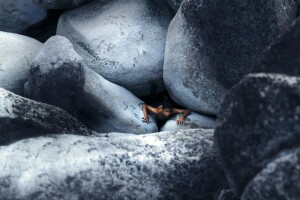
[57,0,173,96]
[0,32,42,95]
[167,0,183,11]
[160,112,216,132]
[0,0,47,33]
[255,17,300,76]
[242,149,300,200]
[214,73,300,196]
[31,0,94,9]
[0,129,227,200]
[0,87,95,145]
[25,35,158,134]
[163,0,296,114]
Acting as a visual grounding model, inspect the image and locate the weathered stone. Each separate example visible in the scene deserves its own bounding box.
[164,0,296,114]
[31,0,94,9]
[242,149,300,200]
[0,31,42,96]
[214,73,300,196]
[218,189,239,200]
[57,0,173,96]
[255,17,300,76]
[0,129,227,200]
[0,87,95,145]
[160,112,216,132]
[25,36,158,134]
[167,0,183,11]
[0,0,47,33]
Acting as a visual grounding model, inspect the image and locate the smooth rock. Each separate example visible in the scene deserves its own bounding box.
[0,31,42,95]
[25,36,158,134]
[0,87,95,145]
[160,112,216,132]
[255,17,300,76]
[167,0,183,11]
[163,0,296,114]
[57,0,173,96]
[214,73,300,196]
[31,0,94,9]
[0,0,47,33]
[0,129,227,200]
[242,149,300,200]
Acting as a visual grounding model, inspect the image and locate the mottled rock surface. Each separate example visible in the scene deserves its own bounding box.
[0,0,47,33]
[160,112,216,132]
[242,149,300,200]
[218,189,239,200]
[255,17,300,76]
[167,0,183,10]
[0,129,227,200]
[214,73,300,196]
[0,32,42,95]
[31,0,94,9]
[0,87,95,145]
[164,0,296,114]
[57,0,173,96]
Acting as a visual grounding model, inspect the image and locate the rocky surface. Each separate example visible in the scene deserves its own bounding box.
[0,87,95,145]
[25,35,158,134]
[160,112,216,132]
[0,31,42,95]
[0,0,47,33]
[218,189,239,200]
[0,129,227,200]
[31,0,94,9]
[167,0,183,11]
[163,0,296,114]
[255,17,300,76]
[57,0,173,96]
[242,149,300,200]
[214,73,300,196]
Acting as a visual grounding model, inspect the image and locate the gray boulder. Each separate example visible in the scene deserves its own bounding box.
[25,36,157,134]
[160,112,216,132]
[0,87,95,145]
[0,0,47,33]
[167,0,183,11]
[0,32,42,95]
[31,0,94,9]
[163,0,296,115]
[57,0,173,96]
[255,17,300,76]
[214,73,300,196]
[0,129,227,200]
[242,149,300,200]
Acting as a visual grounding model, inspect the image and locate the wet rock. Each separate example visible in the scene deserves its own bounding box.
[160,112,216,132]
[0,87,95,145]
[214,73,300,196]
[25,36,158,134]
[0,0,47,33]
[31,0,94,9]
[255,17,300,76]
[57,0,173,96]
[0,129,227,200]
[242,149,300,200]
[0,32,42,95]
[163,0,296,114]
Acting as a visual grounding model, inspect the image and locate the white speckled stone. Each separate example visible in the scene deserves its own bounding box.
[0,32,42,96]
[0,129,227,200]
[160,112,216,132]
[57,0,173,96]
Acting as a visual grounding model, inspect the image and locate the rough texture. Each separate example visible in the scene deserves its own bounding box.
[214,73,300,196]
[218,189,239,200]
[0,32,42,96]
[31,0,95,9]
[0,0,47,33]
[242,149,300,200]
[255,17,300,76]
[160,112,216,132]
[57,0,173,96]
[0,87,95,145]
[25,35,85,117]
[0,129,227,200]
[164,0,296,114]
[167,0,183,11]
